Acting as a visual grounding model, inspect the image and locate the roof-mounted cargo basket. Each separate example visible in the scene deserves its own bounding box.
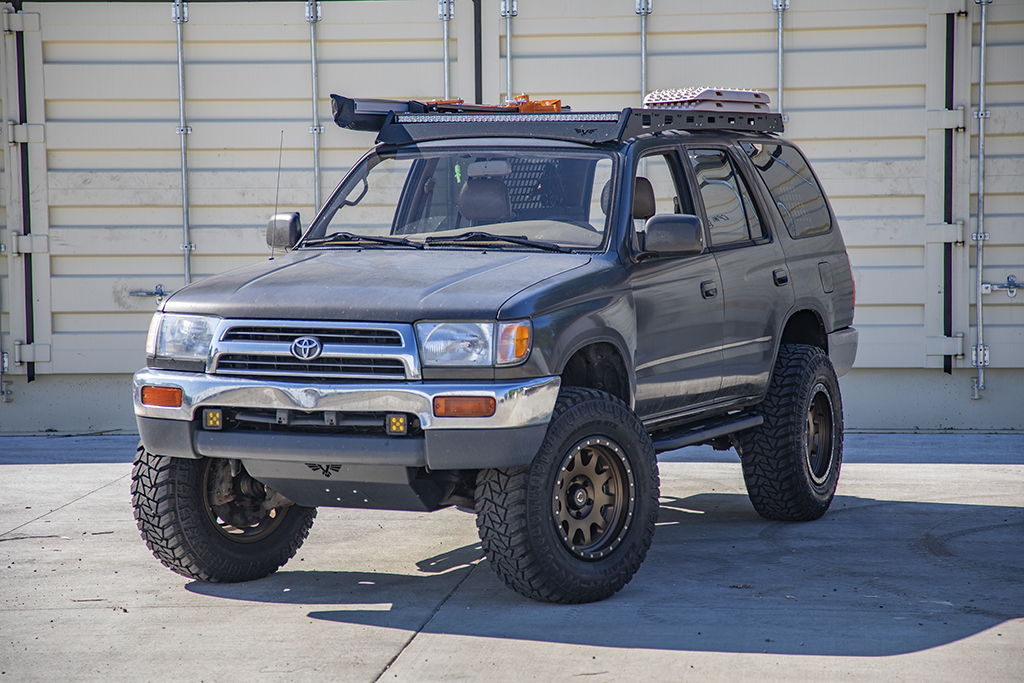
[330,88,783,145]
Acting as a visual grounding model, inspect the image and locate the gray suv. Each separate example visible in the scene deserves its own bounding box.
[131,92,857,603]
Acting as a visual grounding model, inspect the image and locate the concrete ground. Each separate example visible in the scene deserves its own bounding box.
[1,433,1022,682]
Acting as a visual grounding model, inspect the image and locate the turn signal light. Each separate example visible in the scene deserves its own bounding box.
[141,385,183,408]
[433,396,496,418]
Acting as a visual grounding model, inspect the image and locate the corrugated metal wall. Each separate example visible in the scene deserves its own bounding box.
[0,0,1021,432]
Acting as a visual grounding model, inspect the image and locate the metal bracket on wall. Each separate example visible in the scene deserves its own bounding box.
[772,0,789,10]
[171,0,187,24]
[129,283,172,307]
[636,0,653,14]
[972,344,989,367]
[2,10,40,33]
[981,274,1019,298]
[500,0,517,18]
[306,0,321,23]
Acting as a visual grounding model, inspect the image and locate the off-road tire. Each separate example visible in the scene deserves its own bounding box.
[475,387,659,603]
[736,344,843,521]
[131,445,316,582]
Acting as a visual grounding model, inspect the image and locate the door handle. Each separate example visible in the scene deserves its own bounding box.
[773,268,789,286]
[700,280,718,299]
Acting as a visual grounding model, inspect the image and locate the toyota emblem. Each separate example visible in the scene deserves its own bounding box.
[290,336,323,360]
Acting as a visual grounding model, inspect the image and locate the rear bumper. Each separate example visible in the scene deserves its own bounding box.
[828,327,858,377]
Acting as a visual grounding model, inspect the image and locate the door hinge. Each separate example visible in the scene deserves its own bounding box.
[10,233,48,256]
[6,122,45,146]
[926,333,964,358]
[2,11,40,33]
[13,342,51,365]
[926,107,966,132]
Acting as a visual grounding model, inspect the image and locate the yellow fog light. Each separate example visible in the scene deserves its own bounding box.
[386,413,408,435]
[203,408,223,430]
[433,396,496,418]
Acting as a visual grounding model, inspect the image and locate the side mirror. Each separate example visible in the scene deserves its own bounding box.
[267,212,301,250]
[640,214,704,258]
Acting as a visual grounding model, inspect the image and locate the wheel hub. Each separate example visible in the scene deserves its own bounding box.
[552,437,635,561]
[805,383,835,485]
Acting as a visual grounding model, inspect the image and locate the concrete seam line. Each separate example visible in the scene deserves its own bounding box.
[0,472,131,539]
[371,561,481,682]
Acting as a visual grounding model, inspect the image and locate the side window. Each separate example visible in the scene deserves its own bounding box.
[687,148,764,247]
[633,152,691,234]
[746,143,831,238]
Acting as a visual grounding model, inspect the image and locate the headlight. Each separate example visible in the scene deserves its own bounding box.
[416,320,531,367]
[417,322,493,366]
[147,313,219,362]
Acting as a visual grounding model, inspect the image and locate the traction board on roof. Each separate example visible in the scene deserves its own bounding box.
[643,87,771,113]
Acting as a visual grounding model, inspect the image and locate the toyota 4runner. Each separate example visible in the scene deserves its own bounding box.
[131,89,857,603]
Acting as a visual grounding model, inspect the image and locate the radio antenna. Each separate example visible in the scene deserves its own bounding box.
[270,130,284,259]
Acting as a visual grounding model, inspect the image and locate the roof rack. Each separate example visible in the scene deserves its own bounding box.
[329,92,784,146]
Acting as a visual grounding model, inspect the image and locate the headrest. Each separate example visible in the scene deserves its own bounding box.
[633,177,656,220]
[458,178,511,223]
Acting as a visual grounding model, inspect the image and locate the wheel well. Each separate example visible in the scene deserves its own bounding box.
[779,310,827,352]
[559,343,630,404]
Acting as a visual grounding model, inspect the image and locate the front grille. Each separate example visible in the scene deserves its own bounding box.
[210,320,419,381]
[217,354,406,378]
[223,326,402,346]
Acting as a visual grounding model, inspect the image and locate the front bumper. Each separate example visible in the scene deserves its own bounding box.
[133,369,559,470]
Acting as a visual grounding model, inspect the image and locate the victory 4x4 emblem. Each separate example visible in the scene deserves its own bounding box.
[290,336,323,360]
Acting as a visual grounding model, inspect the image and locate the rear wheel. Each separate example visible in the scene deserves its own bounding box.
[736,344,844,521]
[131,445,316,582]
[475,388,659,603]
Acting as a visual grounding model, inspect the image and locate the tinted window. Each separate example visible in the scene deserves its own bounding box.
[746,143,831,238]
[687,148,764,247]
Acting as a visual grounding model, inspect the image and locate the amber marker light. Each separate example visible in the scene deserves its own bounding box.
[433,396,497,418]
[141,385,183,408]
[496,320,532,365]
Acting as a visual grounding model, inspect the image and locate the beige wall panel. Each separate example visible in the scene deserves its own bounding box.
[52,312,153,334]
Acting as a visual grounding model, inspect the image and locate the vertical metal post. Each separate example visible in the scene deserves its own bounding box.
[774,0,788,120]
[173,0,193,285]
[637,1,652,104]
[972,0,992,398]
[501,0,516,103]
[439,0,454,99]
[307,0,323,212]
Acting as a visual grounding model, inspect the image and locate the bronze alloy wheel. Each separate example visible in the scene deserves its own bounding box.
[805,382,835,485]
[203,458,289,543]
[552,436,635,561]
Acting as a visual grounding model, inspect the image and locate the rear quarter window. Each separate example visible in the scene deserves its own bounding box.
[747,143,832,239]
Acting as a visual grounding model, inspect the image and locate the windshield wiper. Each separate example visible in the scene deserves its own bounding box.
[424,231,573,253]
[302,231,424,249]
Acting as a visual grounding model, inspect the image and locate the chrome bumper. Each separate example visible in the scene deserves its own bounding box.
[133,369,560,430]
[132,369,560,470]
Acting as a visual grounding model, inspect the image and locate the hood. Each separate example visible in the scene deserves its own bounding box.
[162,248,593,322]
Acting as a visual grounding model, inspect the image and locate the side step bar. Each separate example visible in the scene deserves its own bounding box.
[650,412,763,454]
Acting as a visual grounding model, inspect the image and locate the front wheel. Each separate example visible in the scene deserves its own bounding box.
[736,344,844,521]
[475,388,659,603]
[131,446,316,582]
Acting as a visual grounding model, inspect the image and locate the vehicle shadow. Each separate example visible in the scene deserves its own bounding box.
[187,492,1024,657]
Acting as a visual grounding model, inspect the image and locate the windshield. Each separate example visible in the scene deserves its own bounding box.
[303,146,616,251]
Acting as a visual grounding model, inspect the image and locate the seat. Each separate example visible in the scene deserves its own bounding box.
[458,178,512,224]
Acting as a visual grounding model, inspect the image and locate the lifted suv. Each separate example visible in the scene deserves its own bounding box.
[131,89,857,603]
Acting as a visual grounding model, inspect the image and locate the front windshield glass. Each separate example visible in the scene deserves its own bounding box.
[303,146,615,251]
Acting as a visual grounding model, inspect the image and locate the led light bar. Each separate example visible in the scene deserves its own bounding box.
[394,113,621,124]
